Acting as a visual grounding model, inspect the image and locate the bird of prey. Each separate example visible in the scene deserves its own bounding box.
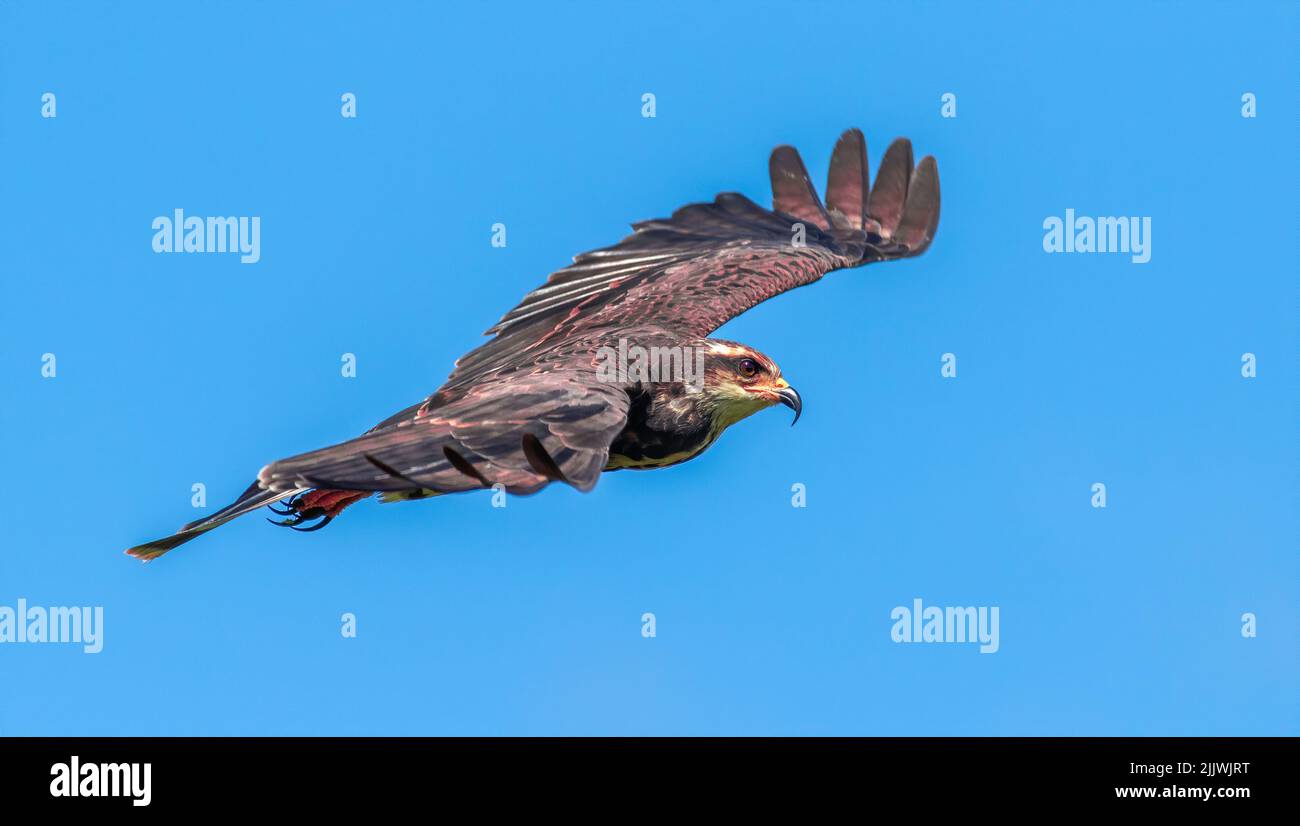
[127,128,940,560]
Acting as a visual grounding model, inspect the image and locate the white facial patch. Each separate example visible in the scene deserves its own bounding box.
[704,341,749,357]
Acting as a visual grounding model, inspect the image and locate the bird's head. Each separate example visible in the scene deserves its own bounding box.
[698,340,802,429]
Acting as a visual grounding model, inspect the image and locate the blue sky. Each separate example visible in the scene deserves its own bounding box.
[0,1,1295,735]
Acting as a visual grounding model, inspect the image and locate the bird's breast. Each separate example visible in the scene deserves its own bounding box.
[605,396,716,471]
[605,438,715,470]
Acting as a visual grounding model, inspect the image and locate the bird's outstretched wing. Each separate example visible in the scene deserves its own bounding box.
[257,370,630,495]
[444,128,939,389]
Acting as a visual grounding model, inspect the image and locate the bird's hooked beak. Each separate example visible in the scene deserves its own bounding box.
[775,380,802,426]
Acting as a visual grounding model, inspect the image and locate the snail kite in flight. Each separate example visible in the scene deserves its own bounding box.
[128,128,940,560]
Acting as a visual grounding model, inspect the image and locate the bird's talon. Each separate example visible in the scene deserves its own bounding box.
[291,515,333,532]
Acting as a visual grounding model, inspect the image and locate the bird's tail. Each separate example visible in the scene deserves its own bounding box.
[125,481,299,562]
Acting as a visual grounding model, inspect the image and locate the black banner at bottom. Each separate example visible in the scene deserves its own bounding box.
[2,737,1288,811]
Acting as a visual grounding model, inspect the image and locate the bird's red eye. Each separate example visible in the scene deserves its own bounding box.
[737,358,759,378]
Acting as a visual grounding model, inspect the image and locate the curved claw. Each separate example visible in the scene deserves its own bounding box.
[291,515,333,532]
[264,491,359,535]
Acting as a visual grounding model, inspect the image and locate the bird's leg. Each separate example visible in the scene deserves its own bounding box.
[300,489,371,515]
[267,489,370,531]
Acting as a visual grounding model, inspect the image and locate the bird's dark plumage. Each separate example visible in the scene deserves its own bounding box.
[127,128,940,560]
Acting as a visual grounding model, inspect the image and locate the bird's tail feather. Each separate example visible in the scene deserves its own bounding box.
[125,482,300,562]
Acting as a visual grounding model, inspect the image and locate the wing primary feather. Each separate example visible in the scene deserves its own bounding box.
[867,138,914,236]
[521,434,567,483]
[825,128,869,229]
[769,145,831,230]
[363,454,429,489]
[443,445,492,488]
[894,155,941,252]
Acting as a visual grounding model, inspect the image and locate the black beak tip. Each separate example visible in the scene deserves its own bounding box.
[777,386,802,426]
